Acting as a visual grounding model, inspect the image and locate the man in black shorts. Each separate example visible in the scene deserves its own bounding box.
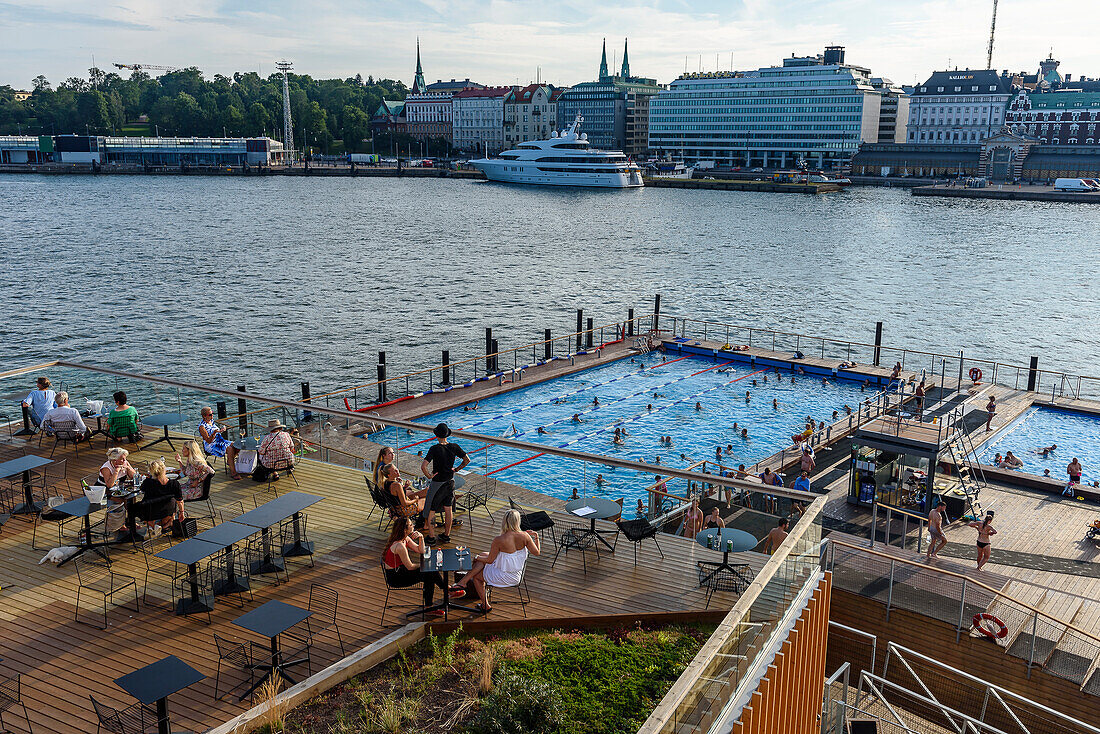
[420,423,469,545]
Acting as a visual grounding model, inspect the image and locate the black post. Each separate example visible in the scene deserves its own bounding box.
[653,293,661,332]
[300,381,312,422]
[873,321,883,367]
[628,308,635,337]
[236,385,247,437]
[377,352,387,403]
[491,340,499,372]
[576,309,583,352]
[544,329,552,360]
[442,350,451,385]
[586,317,594,348]
[1027,356,1039,392]
[485,327,494,374]
[15,404,34,436]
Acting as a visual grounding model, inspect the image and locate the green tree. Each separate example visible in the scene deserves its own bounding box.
[340,105,371,152]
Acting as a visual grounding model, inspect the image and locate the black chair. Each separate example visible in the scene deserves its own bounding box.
[45,418,85,458]
[173,562,215,624]
[279,513,315,570]
[212,540,254,607]
[454,480,494,529]
[74,557,140,629]
[0,671,32,734]
[697,562,753,609]
[138,537,181,607]
[364,476,386,527]
[379,559,426,626]
[303,583,345,657]
[246,532,288,585]
[550,521,600,574]
[616,518,664,567]
[484,569,531,618]
[216,499,246,523]
[196,432,223,473]
[212,634,258,702]
[90,694,155,734]
[508,497,555,543]
[32,489,77,551]
[264,456,298,492]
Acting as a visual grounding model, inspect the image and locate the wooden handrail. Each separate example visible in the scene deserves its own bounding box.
[829,538,1100,646]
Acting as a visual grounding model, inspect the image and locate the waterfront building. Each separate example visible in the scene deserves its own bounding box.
[370,99,406,137]
[872,78,910,144]
[1006,88,1100,146]
[0,134,285,166]
[503,84,565,146]
[648,46,888,169]
[452,86,513,155]
[555,39,662,157]
[905,69,1012,145]
[404,41,471,143]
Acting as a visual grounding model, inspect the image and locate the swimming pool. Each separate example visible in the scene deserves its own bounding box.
[978,406,1100,482]
[369,354,868,508]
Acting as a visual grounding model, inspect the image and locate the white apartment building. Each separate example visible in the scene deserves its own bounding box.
[906,70,1013,144]
[452,87,512,155]
[503,85,564,146]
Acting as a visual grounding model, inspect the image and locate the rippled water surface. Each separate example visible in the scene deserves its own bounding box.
[2,175,1098,398]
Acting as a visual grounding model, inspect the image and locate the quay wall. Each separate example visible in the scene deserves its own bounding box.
[646,177,840,194]
[913,184,1100,204]
[0,163,486,179]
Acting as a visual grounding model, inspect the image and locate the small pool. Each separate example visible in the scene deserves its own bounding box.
[978,406,1100,482]
[370,354,868,509]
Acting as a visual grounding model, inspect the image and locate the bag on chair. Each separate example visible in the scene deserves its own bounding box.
[236,448,258,476]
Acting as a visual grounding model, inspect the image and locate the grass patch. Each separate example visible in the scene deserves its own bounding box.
[283,623,713,734]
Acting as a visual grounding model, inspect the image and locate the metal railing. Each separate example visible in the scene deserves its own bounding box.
[826,538,1100,689]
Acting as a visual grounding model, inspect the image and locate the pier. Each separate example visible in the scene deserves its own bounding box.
[913,182,1100,204]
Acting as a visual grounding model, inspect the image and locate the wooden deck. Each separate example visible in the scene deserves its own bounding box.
[0,433,762,734]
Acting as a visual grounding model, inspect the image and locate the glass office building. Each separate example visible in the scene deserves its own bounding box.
[649,46,889,169]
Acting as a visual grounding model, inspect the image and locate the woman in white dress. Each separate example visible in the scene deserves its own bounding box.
[452,510,540,613]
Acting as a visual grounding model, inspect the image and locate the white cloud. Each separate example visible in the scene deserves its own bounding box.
[0,0,1095,90]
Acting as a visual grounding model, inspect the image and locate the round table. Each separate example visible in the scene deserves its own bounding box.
[142,413,187,451]
[565,497,622,552]
[232,436,261,451]
[695,528,758,587]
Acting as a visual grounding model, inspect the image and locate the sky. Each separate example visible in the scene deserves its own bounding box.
[0,0,1093,90]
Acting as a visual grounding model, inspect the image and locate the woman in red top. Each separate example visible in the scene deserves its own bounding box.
[382,517,454,615]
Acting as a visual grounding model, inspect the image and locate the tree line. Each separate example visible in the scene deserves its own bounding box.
[0,67,412,153]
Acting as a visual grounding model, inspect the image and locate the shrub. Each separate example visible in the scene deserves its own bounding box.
[467,669,562,734]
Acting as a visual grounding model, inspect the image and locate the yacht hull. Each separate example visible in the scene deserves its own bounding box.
[471,160,644,188]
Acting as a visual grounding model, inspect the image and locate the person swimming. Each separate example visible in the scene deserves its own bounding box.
[733,422,739,430]
[773,398,779,409]
[595,474,606,486]
[695,401,703,411]
[1038,444,1057,457]
[752,379,757,387]
[646,404,653,411]
[741,428,749,439]
[821,377,828,386]
[592,396,599,406]
[745,391,751,402]
[537,426,547,434]
[763,374,768,384]
[572,414,582,423]
[844,404,852,415]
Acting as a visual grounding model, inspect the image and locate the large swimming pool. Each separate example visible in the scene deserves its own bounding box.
[370,354,869,507]
[978,406,1100,482]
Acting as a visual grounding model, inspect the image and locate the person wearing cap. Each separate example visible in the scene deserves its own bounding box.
[420,423,469,545]
[258,418,296,480]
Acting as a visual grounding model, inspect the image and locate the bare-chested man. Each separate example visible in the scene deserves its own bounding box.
[763,518,789,554]
[925,503,948,561]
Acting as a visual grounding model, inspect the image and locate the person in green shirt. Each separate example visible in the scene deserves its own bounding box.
[107,390,141,442]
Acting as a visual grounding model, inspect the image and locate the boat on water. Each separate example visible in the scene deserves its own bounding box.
[648,159,694,179]
[470,115,643,188]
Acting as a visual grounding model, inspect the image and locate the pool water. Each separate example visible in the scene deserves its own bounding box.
[978,406,1100,482]
[370,354,869,508]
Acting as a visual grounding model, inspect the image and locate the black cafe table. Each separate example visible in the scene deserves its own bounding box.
[142,413,187,451]
[564,496,622,552]
[192,521,257,596]
[155,538,222,615]
[0,454,52,515]
[114,655,205,734]
[54,496,112,566]
[695,528,758,586]
[233,492,322,572]
[415,547,477,621]
[232,600,312,700]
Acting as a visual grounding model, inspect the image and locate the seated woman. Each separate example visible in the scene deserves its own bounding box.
[197,406,239,475]
[382,517,453,617]
[452,510,540,613]
[106,390,141,442]
[383,463,426,517]
[100,447,136,487]
[176,441,215,501]
[22,376,57,428]
[373,446,395,489]
[137,459,183,534]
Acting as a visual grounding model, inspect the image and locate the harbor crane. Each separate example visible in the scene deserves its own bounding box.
[112,63,180,73]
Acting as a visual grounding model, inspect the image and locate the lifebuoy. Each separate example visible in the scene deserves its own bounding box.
[972,612,1007,639]
[969,367,983,382]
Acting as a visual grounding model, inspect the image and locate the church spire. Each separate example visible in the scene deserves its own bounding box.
[621,38,630,78]
[412,38,426,93]
[598,38,609,79]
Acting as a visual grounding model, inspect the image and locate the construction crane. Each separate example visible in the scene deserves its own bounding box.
[112,63,180,73]
[986,0,998,70]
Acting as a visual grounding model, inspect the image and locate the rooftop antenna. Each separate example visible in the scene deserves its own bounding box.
[276,60,294,159]
[986,0,998,69]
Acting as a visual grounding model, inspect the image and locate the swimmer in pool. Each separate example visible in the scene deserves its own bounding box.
[726,444,733,454]
[595,474,605,486]
[695,402,703,411]
[832,410,839,421]
[745,391,751,402]
[733,422,738,430]
[570,487,579,500]
[655,456,661,464]
[790,376,796,385]
[537,426,547,434]
[715,447,722,461]
[647,404,653,411]
[844,405,852,415]
[572,414,582,423]
[741,428,749,439]
[752,379,757,387]
[763,374,767,384]
[821,377,828,386]
[592,396,599,406]
[773,398,779,409]
[1003,451,1023,468]
[1038,444,1057,457]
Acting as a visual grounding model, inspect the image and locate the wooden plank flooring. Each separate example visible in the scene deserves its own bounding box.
[0,433,753,734]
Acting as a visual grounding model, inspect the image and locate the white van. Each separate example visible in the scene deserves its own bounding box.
[1053,178,1096,192]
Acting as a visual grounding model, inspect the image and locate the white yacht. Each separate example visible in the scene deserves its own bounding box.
[471,116,643,188]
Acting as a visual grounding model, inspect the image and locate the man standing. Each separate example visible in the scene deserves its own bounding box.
[915,380,926,418]
[763,518,789,554]
[985,395,996,431]
[41,391,90,441]
[420,423,469,545]
[925,503,948,561]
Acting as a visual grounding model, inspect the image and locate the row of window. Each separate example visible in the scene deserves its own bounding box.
[652,114,862,123]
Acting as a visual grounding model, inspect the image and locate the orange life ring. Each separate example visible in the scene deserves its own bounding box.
[969,367,983,382]
[972,612,1007,639]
